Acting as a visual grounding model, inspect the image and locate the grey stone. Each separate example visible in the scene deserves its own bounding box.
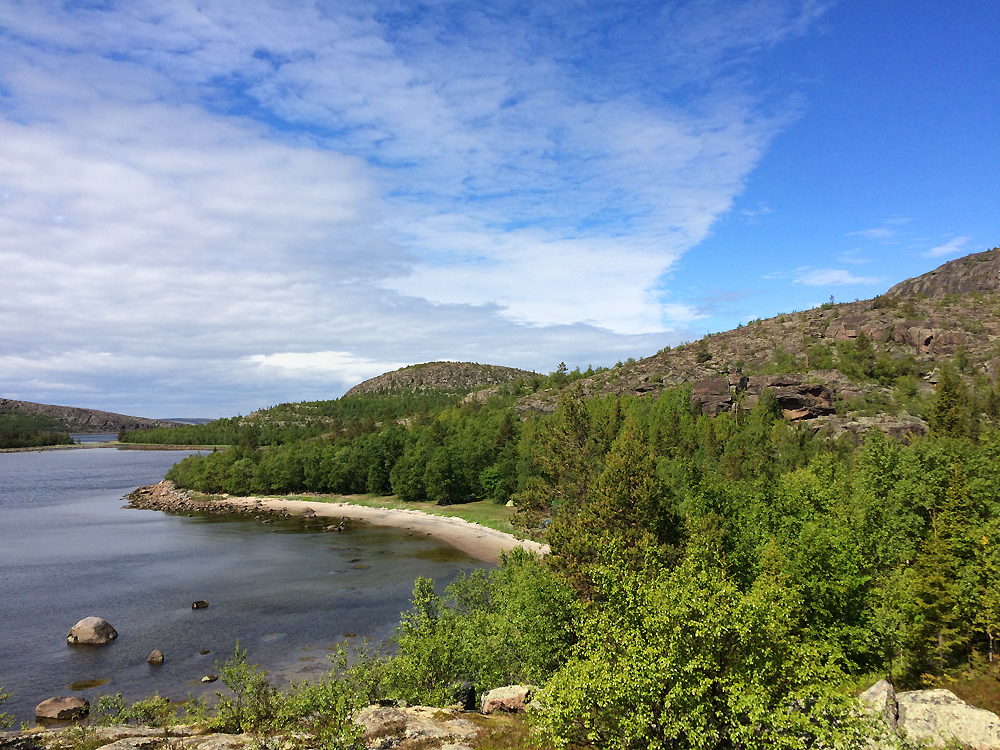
[859,679,897,730]
[897,688,1000,749]
[480,685,537,714]
[35,697,89,721]
[66,617,117,645]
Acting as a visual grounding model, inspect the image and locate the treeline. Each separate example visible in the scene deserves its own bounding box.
[165,394,526,503]
[0,413,73,449]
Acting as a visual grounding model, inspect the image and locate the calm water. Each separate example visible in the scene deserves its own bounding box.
[0,448,485,723]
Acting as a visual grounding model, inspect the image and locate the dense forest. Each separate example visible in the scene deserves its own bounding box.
[0,413,73,449]
[110,349,1000,748]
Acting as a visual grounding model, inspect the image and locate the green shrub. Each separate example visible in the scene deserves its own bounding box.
[386,549,578,705]
[531,549,877,750]
[0,687,13,729]
[213,642,280,734]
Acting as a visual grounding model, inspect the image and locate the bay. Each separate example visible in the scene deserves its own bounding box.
[0,448,485,723]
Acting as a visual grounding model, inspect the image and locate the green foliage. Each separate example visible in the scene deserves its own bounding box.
[531,548,876,750]
[213,641,280,734]
[386,549,578,705]
[0,413,73,449]
[95,693,177,726]
[0,687,13,729]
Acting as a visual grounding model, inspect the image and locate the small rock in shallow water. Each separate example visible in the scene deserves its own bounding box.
[191,600,210,609]
[147,649,164,665]
[36,696,89,721]
[200,649,211,655]
[201,675,218,683]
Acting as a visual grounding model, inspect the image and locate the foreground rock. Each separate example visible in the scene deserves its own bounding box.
[0,725,240,750]
[354,705,478,750]
[66,617,117,645]
[35,697,89,721]
[861,680,1000,748]
[480,685,536,714]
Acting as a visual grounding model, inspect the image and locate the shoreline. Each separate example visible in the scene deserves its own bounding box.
[0,443,216,453]
[125,482,549,564]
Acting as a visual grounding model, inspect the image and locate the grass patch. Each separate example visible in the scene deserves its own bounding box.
[282,494,519,535]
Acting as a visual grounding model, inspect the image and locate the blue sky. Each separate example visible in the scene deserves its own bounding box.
[0,1,997,417]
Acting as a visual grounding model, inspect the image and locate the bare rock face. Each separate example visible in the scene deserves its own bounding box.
[480,685,537,714]
[896,689,1000,749]
[888,247,1000,298]
[67,617,118,645]
[35,697,89,721]
[354,705,477,750]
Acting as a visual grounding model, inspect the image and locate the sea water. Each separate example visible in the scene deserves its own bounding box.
[0,448,486,723]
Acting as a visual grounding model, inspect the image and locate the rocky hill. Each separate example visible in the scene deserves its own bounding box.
[0,399,186,433]
[517,246,1000,441]
[344,361,535,398]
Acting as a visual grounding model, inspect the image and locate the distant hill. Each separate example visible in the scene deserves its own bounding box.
[344,361,535,398]
[516,245,1000,441]
[0,399,187,434]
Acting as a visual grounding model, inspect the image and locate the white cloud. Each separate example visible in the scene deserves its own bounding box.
[793,269,879,286]
[0,0,829,414]
[924,236,971,258]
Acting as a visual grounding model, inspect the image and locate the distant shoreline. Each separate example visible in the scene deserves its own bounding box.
[0,442,216,454]
[125,481,549,565]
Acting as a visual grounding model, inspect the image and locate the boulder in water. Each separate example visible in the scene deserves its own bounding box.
[66,617,117,645]
[147,649,164,665]
[192,600,210,609]
[36,697,89,721]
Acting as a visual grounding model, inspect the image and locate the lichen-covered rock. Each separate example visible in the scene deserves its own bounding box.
[354,705,477,750]
[480,685,537,714]
[66,617,117,645]
[859,679,897,730]
[35,697,89,721]
[897,689,1000,749]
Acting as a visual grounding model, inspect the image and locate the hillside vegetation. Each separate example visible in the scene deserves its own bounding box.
[108,246,1000,747]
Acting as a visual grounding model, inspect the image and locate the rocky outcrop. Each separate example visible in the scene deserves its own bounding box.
[345,362,534,399]
[897,689,1000,748]
[0,726,239,750]
[888,246,1000,298]
[860,681,1000,749]
[123,482,349,530]
[480,685,536,714]
[0,399,185,434]
[66,617,117,645]
[34,697,89,721]
[354,705,478,750]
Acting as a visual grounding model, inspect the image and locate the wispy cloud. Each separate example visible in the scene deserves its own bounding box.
[0,0,830,413]
[794,269,879,286]
[924,236,971,258]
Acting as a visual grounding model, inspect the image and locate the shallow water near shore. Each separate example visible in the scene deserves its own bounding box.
[0,448,486,723]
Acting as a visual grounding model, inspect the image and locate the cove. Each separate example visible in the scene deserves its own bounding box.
[0,448,486,723]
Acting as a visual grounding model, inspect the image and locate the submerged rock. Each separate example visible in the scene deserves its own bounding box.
[67,617,117,645]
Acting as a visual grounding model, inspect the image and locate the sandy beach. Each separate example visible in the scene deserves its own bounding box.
[228,497,549,564]
[125,482,548,564]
